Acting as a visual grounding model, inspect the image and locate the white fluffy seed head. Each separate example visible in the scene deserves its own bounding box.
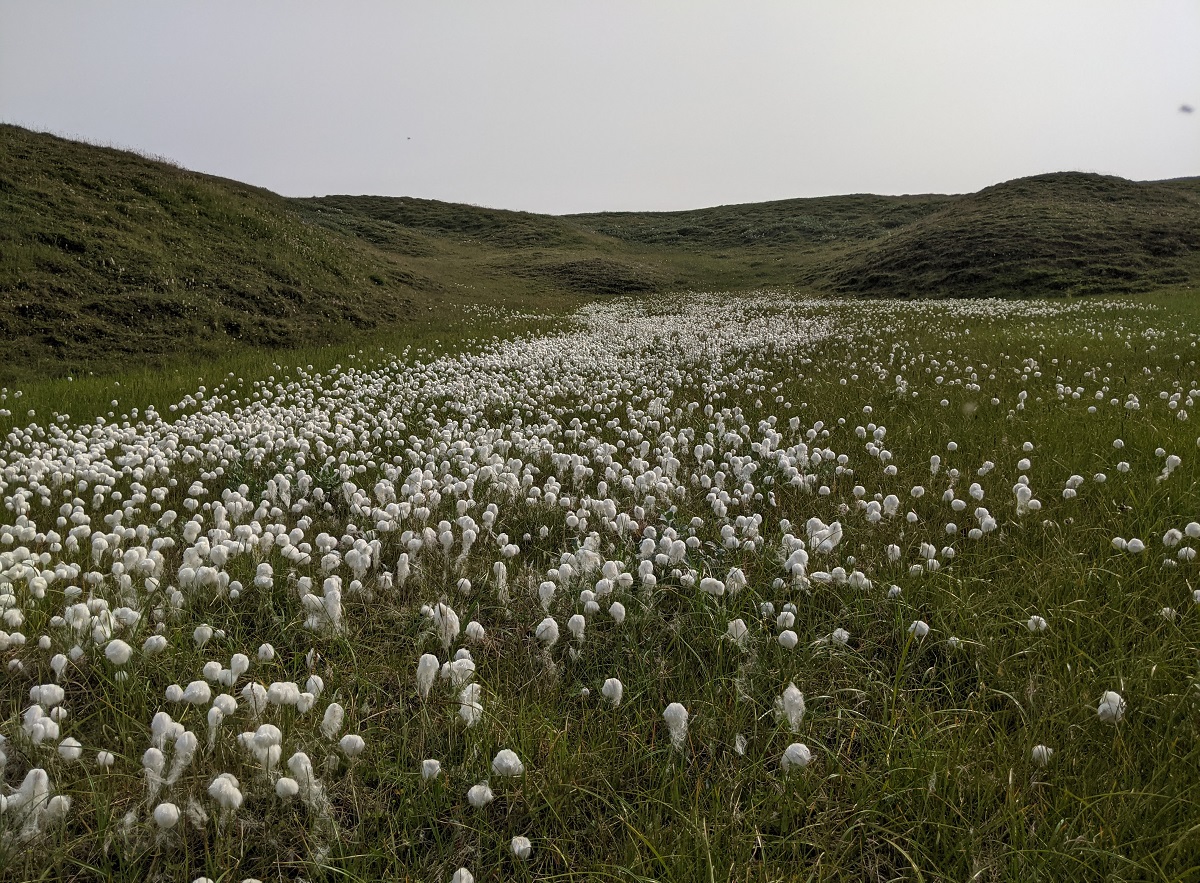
[781,742,812,771]
[663,702,689,750]
[491,748,524,777]
[152,802,180,829]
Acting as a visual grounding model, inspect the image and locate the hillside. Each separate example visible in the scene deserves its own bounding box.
[1,124,1198,383]
[0,125,439,381]
[831,172,1200,296]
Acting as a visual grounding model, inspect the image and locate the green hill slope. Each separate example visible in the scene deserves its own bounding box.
[2,124,1197,384]
[0,125,431,380]
[831,172,1200,296]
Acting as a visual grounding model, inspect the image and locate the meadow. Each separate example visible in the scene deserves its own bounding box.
[0,289,1197,882]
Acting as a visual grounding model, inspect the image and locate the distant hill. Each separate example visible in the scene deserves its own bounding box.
[2,124,1197,382]
[831,172,1200,296]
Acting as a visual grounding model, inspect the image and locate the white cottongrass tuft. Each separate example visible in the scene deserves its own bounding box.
[908,620,930,639]
[511,835,533,859]
[602,677,624,707]
[207,772,243,811]
[459,683,483,727]
[1097,690,1126,723]
[321,703,345,739]
[663,702,689,750]
[781,742,812,771]
[339,734,366,758]
[492,748,525,777]
[466,782,494,808]
[1031,744,1054,767]
[104,639,133,666]
[416,653,440,700]
[152,802,180,829]
[422,758,442,780]
[776,683,806,733]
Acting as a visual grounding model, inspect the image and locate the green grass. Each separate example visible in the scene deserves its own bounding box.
[3,125,1198,387]
[1,290,1199,881]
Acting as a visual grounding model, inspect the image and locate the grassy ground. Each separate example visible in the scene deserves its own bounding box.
[0,288,1198,881]
[3,124,1199,387]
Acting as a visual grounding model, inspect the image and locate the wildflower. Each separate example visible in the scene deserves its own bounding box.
[778,629,799,649]
[321,703,345,739]
[459,683,483,727]
[451,870,474,883]
[776,683,806,732]
[275,777,300,799]
[781,742,812,770]
[1027,615,1048,633]
[467,782,494,808]
[608,601,626,624]
[57,738,83,761]
[663,702,689,750]
[339,734,366,758]
[416,653,439,699]
[153,802,180,829]
[422,758,441,780]
[492,748,525,777]
[105,639,133,666]
[602,677,624,707]
[208,772,244,811]
[535,617,559,647]
[511,835,533,859]
[909,620,930,639]
[1031,744,1054,767]
[1097,690,1126,723]
[726,618,749,646]
[568,613,586,642]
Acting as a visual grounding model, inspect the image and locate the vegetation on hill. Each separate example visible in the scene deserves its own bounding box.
[2,124,1197,384]
[832,173,1200,296]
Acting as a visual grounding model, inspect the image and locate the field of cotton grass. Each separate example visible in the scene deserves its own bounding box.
[1,290,1199,882]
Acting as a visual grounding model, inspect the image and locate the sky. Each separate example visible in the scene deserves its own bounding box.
[1,1,1197,214]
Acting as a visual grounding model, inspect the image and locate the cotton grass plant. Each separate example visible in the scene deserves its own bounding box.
[0,291,1198,880]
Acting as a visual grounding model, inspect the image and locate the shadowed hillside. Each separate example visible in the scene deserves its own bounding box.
[2,124,1197,382]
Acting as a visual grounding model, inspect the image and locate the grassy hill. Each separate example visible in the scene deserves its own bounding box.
[2,124,1198,384]
[831,173,1200,296]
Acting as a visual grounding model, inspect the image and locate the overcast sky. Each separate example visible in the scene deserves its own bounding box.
[2,2,1197,214]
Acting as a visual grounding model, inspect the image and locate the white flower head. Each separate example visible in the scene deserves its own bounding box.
[663,702,689,750]
[775,683,806,733]
[781,742,812,771]
[492,748,525,777]
[467,782,494,808]
[1097,690,1125,723]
